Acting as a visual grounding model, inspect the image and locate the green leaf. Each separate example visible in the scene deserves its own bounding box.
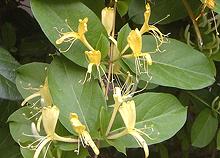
[117,24,131,53]
[217,129,220,150]
[101,93,187,153]
[80,0,104,17]
[124,36,215,90]
[96,34,109,59]
[128,0,201,24]
[48,56,106,136]
[8,107,35,143]
[0,47,21,100]
[191,108,218,148]
[31,0,106,67]
[1,22,16,49]
[117,0,131,17]
[16,62,48,100]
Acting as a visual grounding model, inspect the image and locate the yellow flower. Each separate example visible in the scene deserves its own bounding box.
[20,106,78,158]
[85,50,101,74]
[55,17,94,52]
[101,7,114,35]
[21,77,52,107]
[124,28,152,75]
[82,50,107,84]
[108,100,151,158]
[140,3,167,50]
[69,113,100,155]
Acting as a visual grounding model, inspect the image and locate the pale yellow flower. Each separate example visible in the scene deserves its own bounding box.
[108,100,151,158]
[55,17,94,52]
[140,3,167,50]
[101,7,114,35]
[20,106,78,158]
[124,28,152,76]
[69,113,100,155]
[82,50,107,84]
[85,50,101,74]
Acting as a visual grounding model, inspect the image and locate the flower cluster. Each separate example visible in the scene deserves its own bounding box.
[20,2,166,158]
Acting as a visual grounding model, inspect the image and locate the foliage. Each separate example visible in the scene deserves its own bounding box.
[1,0,220,157]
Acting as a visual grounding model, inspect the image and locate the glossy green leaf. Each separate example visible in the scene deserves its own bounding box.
[96,34,109,59]
[101,93,187,153]
[31,0,106,67]
[128,0,201,24]
[0,47,21,100]
[48,56,106,136]
[124,36,215,89]
[191,108,218,148]
[117,24,131,53]
[80,0,104,17]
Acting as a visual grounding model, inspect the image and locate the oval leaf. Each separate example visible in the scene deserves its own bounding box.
[124,36,215,89]
[48,56,106,136]
[0,47,21,100]
[101,93,187,153]
[191,108,218,148]
[31,0,106,67]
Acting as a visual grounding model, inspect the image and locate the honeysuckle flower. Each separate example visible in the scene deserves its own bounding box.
[102,7,114,36]
[21,77,52,107]
[82,50,107,84]
[106,76,135,136]
[140,3,168,50]
[21,106,78,158]
[108,100,151,158]
[55,17,94,52]
[69,113,100,155]
[123,28,152,76]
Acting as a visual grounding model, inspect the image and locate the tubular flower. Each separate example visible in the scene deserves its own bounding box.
[82,50,106,83]
[21,106,78,158]
[69,113,100,155]
[21,77,52,107]
[105,76,135,136]
[124,28,152,75]
[108,101,151,158]
[55,17,94,52]
[140,3,168,50]
[101,7,114,35]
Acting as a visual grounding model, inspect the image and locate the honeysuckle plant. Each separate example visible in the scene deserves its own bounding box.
[3,0,220,158]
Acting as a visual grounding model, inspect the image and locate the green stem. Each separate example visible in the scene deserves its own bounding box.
[182,0,203,48]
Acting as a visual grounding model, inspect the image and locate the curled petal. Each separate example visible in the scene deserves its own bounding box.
[130,130,149,158]
[127,29,142,55]
[82,131,100,155]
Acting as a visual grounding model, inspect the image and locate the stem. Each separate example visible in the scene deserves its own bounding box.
[105,103,120,136]
[182,0,203,48]
[105,0,117,98]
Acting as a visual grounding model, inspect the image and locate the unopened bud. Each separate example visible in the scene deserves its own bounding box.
[101,7,114,36]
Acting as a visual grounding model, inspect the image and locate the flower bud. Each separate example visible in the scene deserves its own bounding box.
[101,7,114,35]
